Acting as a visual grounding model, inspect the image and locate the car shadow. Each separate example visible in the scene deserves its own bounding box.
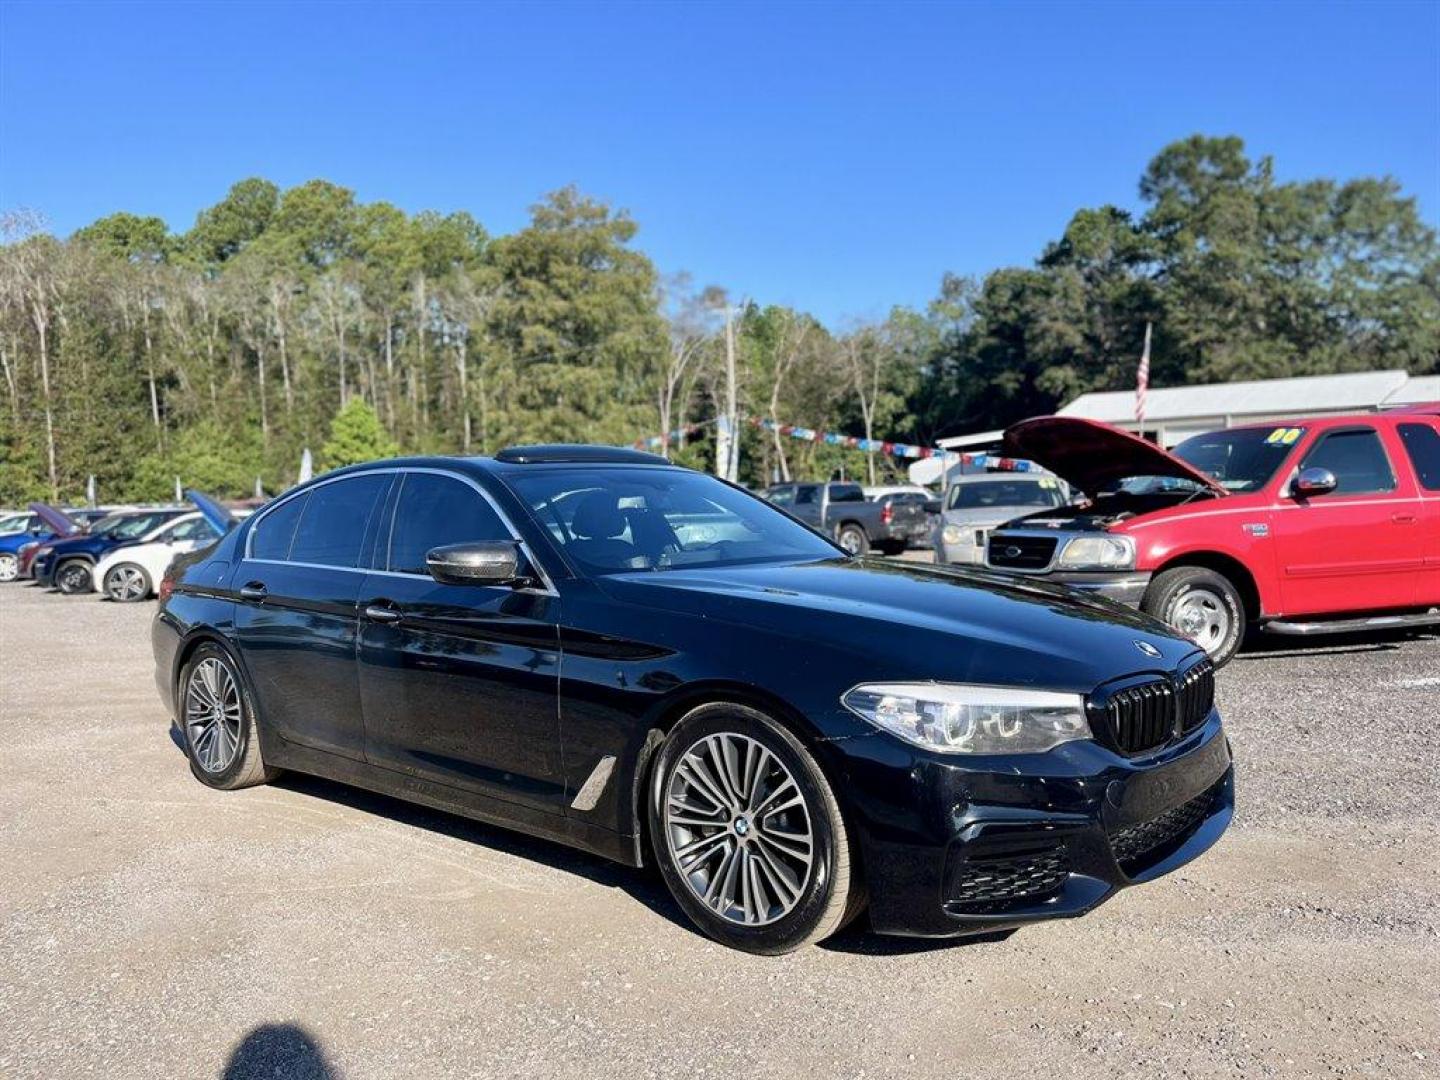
[819,924,1015,956]
[163,721,1019,954]
[272,770,700,937]
[1238,625,1437,662]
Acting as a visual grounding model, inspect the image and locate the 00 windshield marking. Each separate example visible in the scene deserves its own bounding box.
[504,468,843,575]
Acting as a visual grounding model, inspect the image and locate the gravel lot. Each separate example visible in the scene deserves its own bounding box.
[2,584,1437,1079]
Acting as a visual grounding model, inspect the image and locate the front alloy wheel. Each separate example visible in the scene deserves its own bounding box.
[104,563,151,602]
[648,703,863,953]
[55,561,92,594]
[0,553,17,582]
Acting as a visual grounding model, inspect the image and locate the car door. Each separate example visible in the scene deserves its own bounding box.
[1397,419,1440,606]
[356,470,566,814]
[790,483,823,527]
[154,515,219,556]
[1270,425,1422,614]
[231,472,393,761]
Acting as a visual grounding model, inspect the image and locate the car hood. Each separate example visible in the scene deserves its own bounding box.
[28,502,79,537]
[185,489,238,534]
[597,558,1200,694]
[1001,417,1227,498]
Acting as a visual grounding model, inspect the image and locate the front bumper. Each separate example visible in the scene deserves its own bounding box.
[1035,570,1151,607]
[31,553,56,586]
[827,713,1232,937]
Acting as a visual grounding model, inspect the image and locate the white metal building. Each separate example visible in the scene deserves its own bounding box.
[909,368,1439,484]
[1054,368,1434,447]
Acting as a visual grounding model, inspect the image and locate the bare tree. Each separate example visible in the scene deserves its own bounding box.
[0,211,61,498]
[656,275,717,457]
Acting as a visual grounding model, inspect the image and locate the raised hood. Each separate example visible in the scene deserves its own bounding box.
[27,502,79,536]
[1001,416,1228,498]
[185,489,239,534]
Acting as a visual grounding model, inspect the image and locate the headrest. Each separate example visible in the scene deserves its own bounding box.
[571,491,627,540]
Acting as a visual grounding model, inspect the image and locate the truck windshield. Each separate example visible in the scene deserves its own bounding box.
[947,480,1064,510]
[1171,428,1304,492]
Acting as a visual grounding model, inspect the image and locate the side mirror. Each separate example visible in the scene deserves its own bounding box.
[1292,467,1338,499]
[924,499,942,514]
[425,540,528,587]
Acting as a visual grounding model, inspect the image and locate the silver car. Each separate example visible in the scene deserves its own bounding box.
[932,474,1069,565]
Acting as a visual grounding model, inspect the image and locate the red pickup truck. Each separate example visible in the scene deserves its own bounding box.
[982,405,1440,666]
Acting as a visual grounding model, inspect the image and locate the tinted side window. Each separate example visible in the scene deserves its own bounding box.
[170,518,217,542]
[387,473,511,575]
[794,485,819,505]
[829,484,865,503]
[1299,429,1395,494]
[250,493,309,561]
[767,486,795,507]
[289,475,390,568]
[1399,423,1440,491]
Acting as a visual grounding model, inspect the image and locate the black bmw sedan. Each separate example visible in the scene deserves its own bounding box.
[152,446,1233,954]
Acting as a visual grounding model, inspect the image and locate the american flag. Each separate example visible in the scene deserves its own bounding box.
[1135,321,1152,427]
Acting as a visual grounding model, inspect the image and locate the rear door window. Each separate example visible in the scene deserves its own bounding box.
[794,485,819,506]
[828,484,865,503]
[386,473,511,575]
[1398,423,1440,491]
[1298,428,1396,494]
[250,493,309,561]
[288,475,391,568]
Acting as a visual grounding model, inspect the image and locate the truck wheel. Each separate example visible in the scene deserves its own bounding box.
[1143,566,1245,667]
[836,524,869,556]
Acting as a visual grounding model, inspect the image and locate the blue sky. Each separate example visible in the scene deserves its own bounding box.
[2,1,1436,326]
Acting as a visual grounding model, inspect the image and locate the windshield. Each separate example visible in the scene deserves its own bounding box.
[1169,427,1304,493]
[947,479,1064,510]
[505,467,843,575]
[0,513,30,535]
[103,512,176,539]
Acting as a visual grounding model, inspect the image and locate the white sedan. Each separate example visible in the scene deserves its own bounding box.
[92,512,221,602]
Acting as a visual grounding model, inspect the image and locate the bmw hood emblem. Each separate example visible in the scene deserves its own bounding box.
[1134,640,1162,658]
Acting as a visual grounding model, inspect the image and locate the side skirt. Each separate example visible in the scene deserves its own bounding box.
[264,736,640,868]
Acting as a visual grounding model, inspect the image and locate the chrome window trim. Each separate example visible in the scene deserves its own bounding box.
[242,465,559,597]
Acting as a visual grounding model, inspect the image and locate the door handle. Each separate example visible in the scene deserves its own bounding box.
[1392,513,1417,525]
[239,582,267,602]
[363,603,402,624]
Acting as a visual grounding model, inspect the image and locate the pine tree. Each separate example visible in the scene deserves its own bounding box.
[321,399,399,470]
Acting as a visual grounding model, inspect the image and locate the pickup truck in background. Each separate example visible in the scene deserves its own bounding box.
[982,406,1440,666]
[762,481,926,554]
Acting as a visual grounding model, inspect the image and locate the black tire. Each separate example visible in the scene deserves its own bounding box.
[179,642,278,790]
[878,539,906,556]
[647,702,863,954]
[836,524,870,556]
[1142,565,1246,667]
[54,559,93,594]
[103,562,152,602]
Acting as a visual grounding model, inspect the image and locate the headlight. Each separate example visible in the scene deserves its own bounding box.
[841,683,1091,754]
[1057,535,1135,570]
[941,524,967,546]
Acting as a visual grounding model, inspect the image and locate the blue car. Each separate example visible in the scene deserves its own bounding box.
[34,508,189,593]
[0,504,80,583]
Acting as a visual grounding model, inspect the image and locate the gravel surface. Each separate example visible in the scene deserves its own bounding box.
[1,585,1437,1079]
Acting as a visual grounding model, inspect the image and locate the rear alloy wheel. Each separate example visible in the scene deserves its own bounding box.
[1143,566,1245,667]
[180,643,277,790]
[0,553,17,582]
[836,524,869,556]
[648,703,863,954]
[55,560,93,594]
[104,563,151,602]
